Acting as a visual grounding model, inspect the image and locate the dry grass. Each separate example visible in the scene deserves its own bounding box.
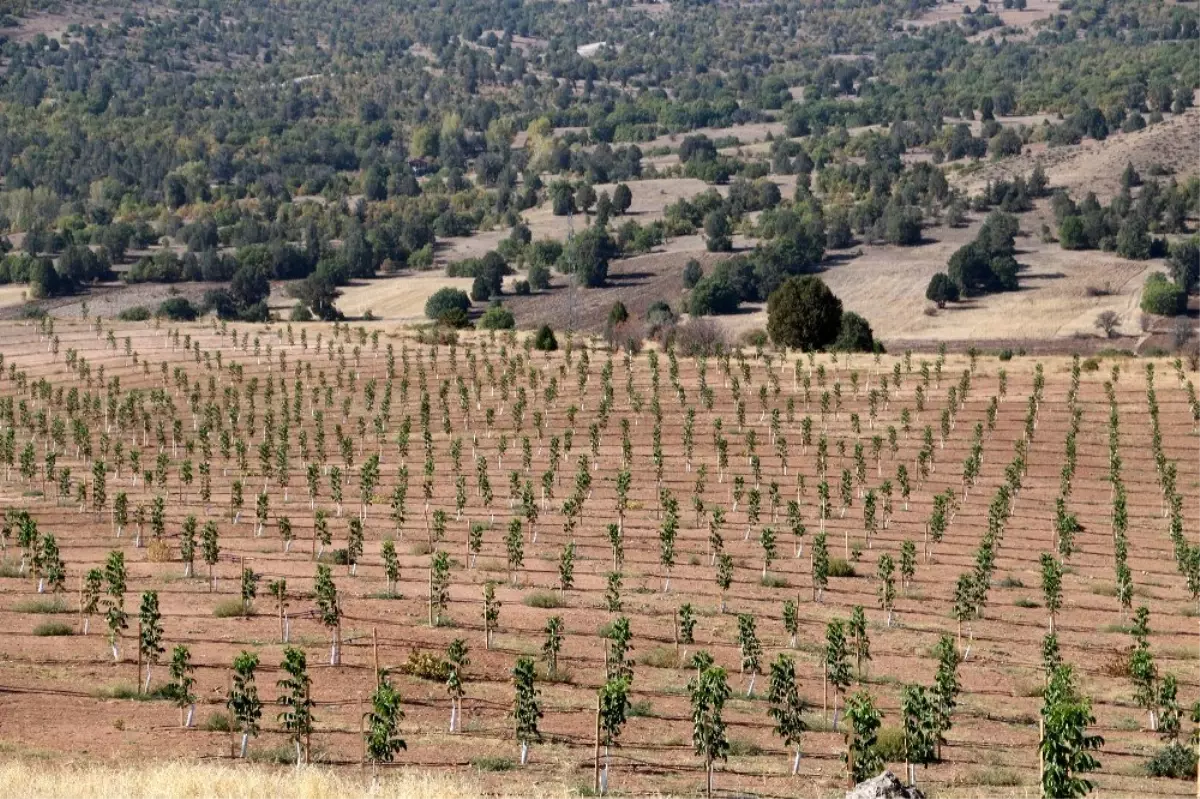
[0,759,557,799]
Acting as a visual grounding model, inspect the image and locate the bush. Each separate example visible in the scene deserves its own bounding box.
[472,757,515,772]
[437,308,471,329]
[925,272,960,307]
[289,303,314,321]
[1141,273,1186,316]
[213,598,249,618]
[156,297,198,321]
[513,280,531,295]
[33,621,74,636]
[534,324,558,351]
[1145,742,1197,780]
[689,273,742,316]
[522,590,565,608]
[833,312,875,352]
[400,650,451,681]
[673,318,727,356]
[478,303,515,330]
[767,276,842,350]
[828,558,856,578]
[682,259,703,289]
[425,287,471,320]
[117,306,152,321]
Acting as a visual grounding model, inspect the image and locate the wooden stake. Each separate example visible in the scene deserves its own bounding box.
[136,620,142,692]
[372,627,380,685]
[593,693,602,795]
[823,661,828,720]
[359,692,366,769]
[228,672,236,759]
[1039,716,1045,798]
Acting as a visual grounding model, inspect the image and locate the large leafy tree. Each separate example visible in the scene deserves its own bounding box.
[766,276,843,351]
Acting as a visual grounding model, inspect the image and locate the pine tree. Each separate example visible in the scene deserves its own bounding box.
[229,651,263,758]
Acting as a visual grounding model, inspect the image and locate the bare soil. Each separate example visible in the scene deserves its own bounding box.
[0,321,1195,796]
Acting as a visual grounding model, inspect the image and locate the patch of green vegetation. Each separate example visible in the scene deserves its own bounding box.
[203,712,233,732]
[212,598,250,618]
[13,597,69,614]
[760,574,789,588]
[523,590,565,609]
[472,756,515,772]
[874,726,906,761]
[640,646,681,670]
[32,621,73,636]
[828,558,855,578]
[727,738,763,757]
[628,699,654,718]
[94,683,174,701]
[1013,597,1039,608]
[998,575,1024,589]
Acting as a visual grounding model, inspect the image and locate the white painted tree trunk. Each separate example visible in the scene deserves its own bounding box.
[241,733,249,758]
[520,741,529,765]
[791,747,801,775]
[186,704,195,728]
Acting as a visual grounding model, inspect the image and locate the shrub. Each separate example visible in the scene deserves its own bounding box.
[673,318,726,356]
[925,272,960,307]
[203,711,233,732]
[437,308,472,329]
[472,757,515,772]
[1145,742,1197,780]
[513,280,531,295]
[522,590,564,609]
[213,598,249,618]
[766,276,842,350]
[156,297,198,321]
[117,306,152,321]
[33,621,74,636]
[828,558,856,578]
[1141,273,1186,316]
[682,258,703,289]
[478,303,515,330]
[874,726,907,761]
[689,273,742,316]
[534,324,558,351]
[13,598,68,614]
[400,650,451,681]
[833,312,875,352]
[424,287,470,320]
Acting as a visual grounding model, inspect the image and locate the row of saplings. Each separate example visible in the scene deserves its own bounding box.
[35,522,1115,799]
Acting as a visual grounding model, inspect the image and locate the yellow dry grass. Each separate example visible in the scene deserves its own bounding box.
[0,284,30,309]
[0,759,564,799]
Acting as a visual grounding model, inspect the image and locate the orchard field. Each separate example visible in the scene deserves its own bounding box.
[0,316,1197,798]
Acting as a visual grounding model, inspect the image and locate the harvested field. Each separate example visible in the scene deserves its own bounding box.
[0,316,1196,796]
